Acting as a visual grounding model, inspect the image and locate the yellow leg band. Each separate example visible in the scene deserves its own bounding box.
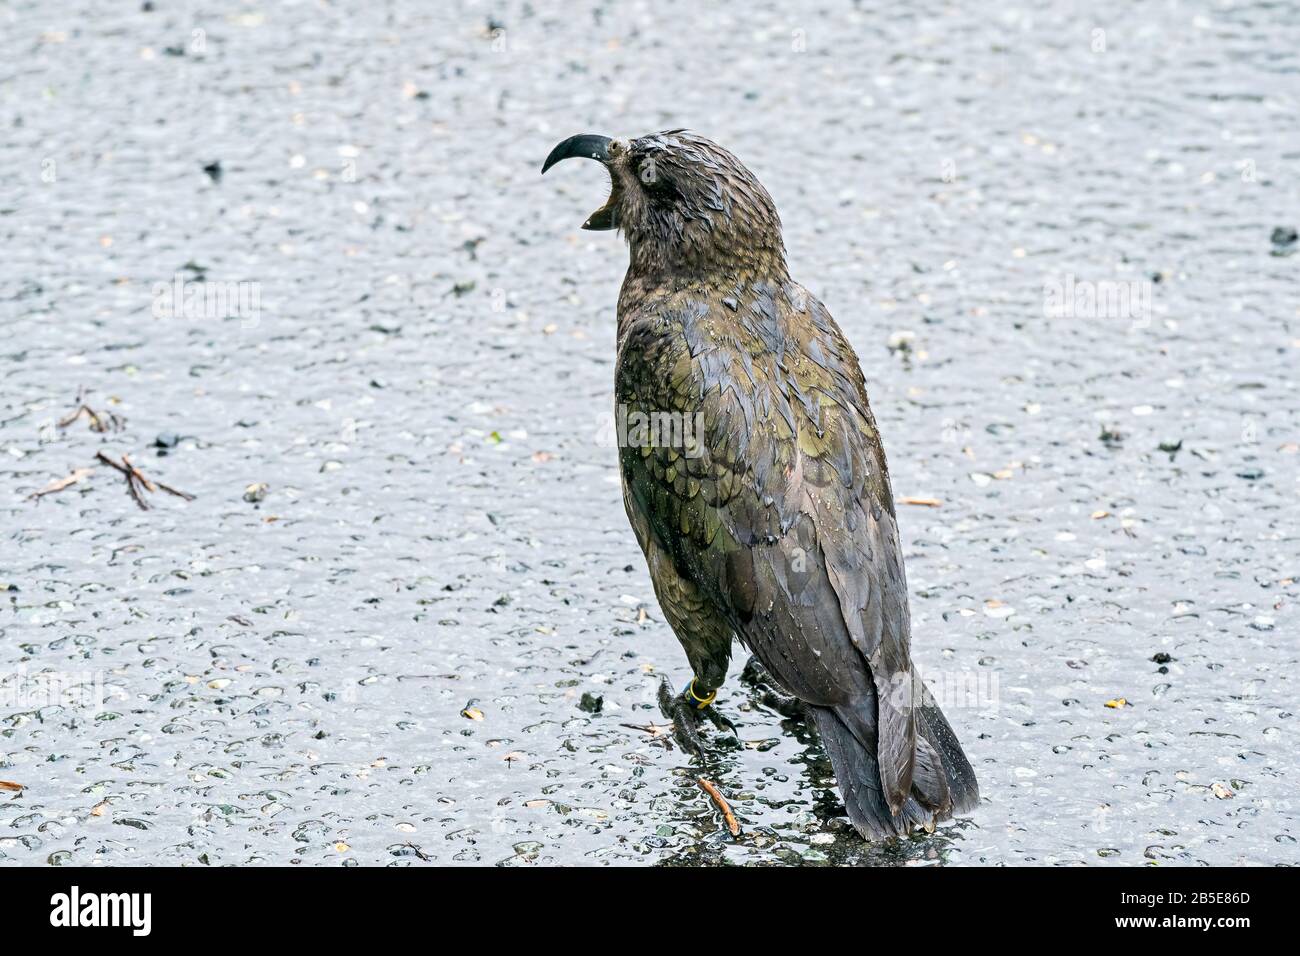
[686,679,716,709]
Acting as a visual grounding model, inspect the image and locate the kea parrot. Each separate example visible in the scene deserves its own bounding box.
[542,130,978,839]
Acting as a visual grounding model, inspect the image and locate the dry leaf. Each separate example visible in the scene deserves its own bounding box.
[1105,697,1128,709]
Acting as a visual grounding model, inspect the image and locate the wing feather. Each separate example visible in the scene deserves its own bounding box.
[617,283,918,812]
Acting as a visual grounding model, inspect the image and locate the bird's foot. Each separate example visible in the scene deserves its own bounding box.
[657,677,735,756]
[740,656,806,721]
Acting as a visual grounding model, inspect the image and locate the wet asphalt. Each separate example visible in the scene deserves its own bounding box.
[0,1,1297,865]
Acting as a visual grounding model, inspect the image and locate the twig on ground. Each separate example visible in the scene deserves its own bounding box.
[98,452,150,509]
[95,451,192,509]
[620,722,673,738]
[401,842,431,861]
[96,451,148,509]
[153,473,196,501]
[58,388,124,433]
[0,780,23,793]
[697,777,741,836]
[898,496,943,507]
[121,454,156,492]
[27,467,94,501]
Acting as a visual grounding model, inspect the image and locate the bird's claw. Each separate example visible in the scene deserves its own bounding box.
[740,656,807,721]
[657,678,734,755]
[703,705,739,735]
[657,679,705,755]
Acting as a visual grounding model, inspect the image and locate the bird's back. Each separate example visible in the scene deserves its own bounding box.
[617,277,978,836]
[616,277,906,695]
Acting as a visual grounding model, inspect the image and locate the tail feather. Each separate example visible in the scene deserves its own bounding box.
[809,688,978,840]
[916,683,980,814]
[810,706,916,838]
[910,734,953,815]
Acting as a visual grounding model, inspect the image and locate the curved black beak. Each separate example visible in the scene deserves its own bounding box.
[542,134,619,230]
[541,134,612,174]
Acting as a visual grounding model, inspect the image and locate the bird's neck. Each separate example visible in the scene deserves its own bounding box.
[616,263,792,345]
[621,243,790,303]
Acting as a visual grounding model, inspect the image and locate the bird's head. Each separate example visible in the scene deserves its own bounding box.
[542,130,788,283]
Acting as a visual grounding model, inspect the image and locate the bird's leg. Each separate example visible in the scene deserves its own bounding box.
[740,656,806,721]
[658,676,735,756]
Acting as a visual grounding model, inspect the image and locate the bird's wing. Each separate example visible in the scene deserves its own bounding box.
[621,475,735,690]
[616,284,917,811]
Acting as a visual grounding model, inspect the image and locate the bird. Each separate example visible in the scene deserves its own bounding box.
[542,130,978,839]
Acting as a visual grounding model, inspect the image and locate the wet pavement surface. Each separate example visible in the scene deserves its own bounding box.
[1,1,1297,866]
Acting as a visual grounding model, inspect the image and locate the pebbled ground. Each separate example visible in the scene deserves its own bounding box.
[0,0,1296,866]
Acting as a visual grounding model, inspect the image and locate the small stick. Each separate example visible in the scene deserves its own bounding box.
[61,405,112,431]
[95,451,150,510]
[131,457,193,499]
[620,722,672,738]
[0,780,23,792]
[94,450,130,476]
[95,451,194,507]
[58,388,121,433]
[899,496,943,507]
[697,777,741,836]
[402,842,431,862]
[57,386,90,428]
[57,405,86,428]
[154,479,197,501]
[28,467,94,501]
[121,454,156,492]
[124,476,149,510]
